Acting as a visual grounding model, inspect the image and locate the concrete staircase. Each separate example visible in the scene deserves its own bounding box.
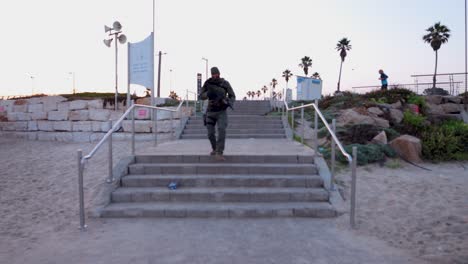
[181,100,286,139]
[100,155,337,218]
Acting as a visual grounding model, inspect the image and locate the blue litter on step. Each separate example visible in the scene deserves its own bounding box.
[168,182,179,190]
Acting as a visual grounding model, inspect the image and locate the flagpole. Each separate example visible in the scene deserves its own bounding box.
[127,42,131,108]
[152,0,156,104]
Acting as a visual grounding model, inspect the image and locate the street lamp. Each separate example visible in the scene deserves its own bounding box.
[26,73,35,95]
[103,21,127,110]
[156,51,167,100]
[202,57,209,81]
[68,72,76,94]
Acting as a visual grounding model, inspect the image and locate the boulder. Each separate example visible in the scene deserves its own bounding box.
[92,121,111,132]
[55,132,74,142]
[136,97,151,105]
[28,121,38,131]
[72,132,91,142]
[37,132,58,141]
[371,131,388,145]
[156,120,178,133]
[72,121,93,132]
[53,121,72,131]
[69,110,89,121]
[87,99,103,109]
[156,109,174,121]
[442,103,462,114]
[426,103,445,115]
[13,99,28,106]
[109,110,124,121]
[367,107,384,117]
[442,96,462,104]
[37,121,54,131]
[28,103,44,113]
[31,111,47,120]
[122,120,152,133]
[57,102,70,112]
[69,100,88,110]
[89,109,111,121]
[40,96,67,112]
[389,135,422,163]
[7,112,31,121]
[390,101,402,109]
[13,104,28,113]
[425,95,443,105]
[48,111,68,121]
[337,109,389,128]
[389,109,404,124]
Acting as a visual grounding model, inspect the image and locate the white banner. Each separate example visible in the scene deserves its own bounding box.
[129,32,154,89]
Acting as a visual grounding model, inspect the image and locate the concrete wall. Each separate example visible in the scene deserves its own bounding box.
[0,96,192,142]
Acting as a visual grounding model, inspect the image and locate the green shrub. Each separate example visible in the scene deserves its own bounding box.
[383,128,400,141]
[407,95,427,109]
[363,88,415,104]
[421,128,461,161]
[402,110,427,136]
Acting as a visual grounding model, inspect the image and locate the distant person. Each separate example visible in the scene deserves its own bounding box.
[200,67,236,161]
[379,69,389,90]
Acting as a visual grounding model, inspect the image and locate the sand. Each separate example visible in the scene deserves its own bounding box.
[335,160,468,264]
[0,137,466,263]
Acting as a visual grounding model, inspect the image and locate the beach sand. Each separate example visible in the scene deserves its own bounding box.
[0,137,466,263]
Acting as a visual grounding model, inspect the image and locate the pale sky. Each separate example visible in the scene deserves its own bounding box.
[0,0,466,98]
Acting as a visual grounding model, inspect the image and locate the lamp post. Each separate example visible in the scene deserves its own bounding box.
[156,51,167,100]
[103,21,127,110]
[68,72,76,94]
[202,57,209,81]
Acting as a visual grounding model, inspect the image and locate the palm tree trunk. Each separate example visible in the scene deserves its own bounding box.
[337,61,343,92]
[433,50,438,89]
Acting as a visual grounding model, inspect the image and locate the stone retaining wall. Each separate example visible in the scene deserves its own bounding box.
[0,96,192,142]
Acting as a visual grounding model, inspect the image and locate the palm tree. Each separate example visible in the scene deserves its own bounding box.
[261,85,268,99]
[282,69,293,83]
[256,90,261,99]
[336,37,352,92]
[423,22,451,89]
[251,91,256,100]
[271,78,278,90]
[299,56,313,76]
[247,91,252,100]
[312,72,321,80]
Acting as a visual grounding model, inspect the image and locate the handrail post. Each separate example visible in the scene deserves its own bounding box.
[77,150,86,231]
[131,104,135,155]
[292,109,295,138]
[314,100,319,152]
[153,108,158,146]
[331,119,336,190]
[170,110,174,139]
[301,103,304,144]
[107,120,113,183]
[350,146,357,228]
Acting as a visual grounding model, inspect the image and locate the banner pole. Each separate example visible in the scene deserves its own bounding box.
[127,42,131,109]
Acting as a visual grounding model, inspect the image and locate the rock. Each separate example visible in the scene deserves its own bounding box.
[55,132,74,142]
[89,109,111,121]
[72,132,91,142]
[40,96,67,112]
[37,121,54,131]
[427,114,462,125]
[53,121,72,131]
[389,109,404,124]
[156,120,178,133]
[371,131,388,145]
[57,102,70,112]
[69,110,89,121]
[7,112,31,121]
[87,99,103,109]
[92,121,111,132]
[136,97,151,105]
[442,96,462,104]
[72,121,93,132]
[28,121,38,131]
[442,103,462,114]
[13,99,28,105]
[31,111,47,120]
[69,100,88,110]
[13,104,28,113]
[122,120,152,133]
[425,95,443,105]
[426,103,445,115]
[389,135,423,163]
[338,109,389,128]
[367,107,384,117]
[390,101,402,109]
[28,103,44,113]
[48,111,69,121]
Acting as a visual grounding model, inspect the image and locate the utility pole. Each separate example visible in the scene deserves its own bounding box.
[156,51,167,98]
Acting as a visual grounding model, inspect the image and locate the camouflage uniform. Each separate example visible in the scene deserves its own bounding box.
[200,77,235,155]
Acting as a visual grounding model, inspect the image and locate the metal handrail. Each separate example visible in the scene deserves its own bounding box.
[77,98,185,231]
[281,98,358,228]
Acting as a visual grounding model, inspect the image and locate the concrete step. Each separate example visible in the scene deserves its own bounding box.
[122,175,323,188]
[135,155,314,164]
[100,202,336,218]
[111,187,329,203]
[129,163,318,175]
[184,124,284,129]
[180,134,286,139]
[183,129,285,135]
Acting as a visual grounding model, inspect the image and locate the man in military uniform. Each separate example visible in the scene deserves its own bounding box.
[200,67,236,161]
